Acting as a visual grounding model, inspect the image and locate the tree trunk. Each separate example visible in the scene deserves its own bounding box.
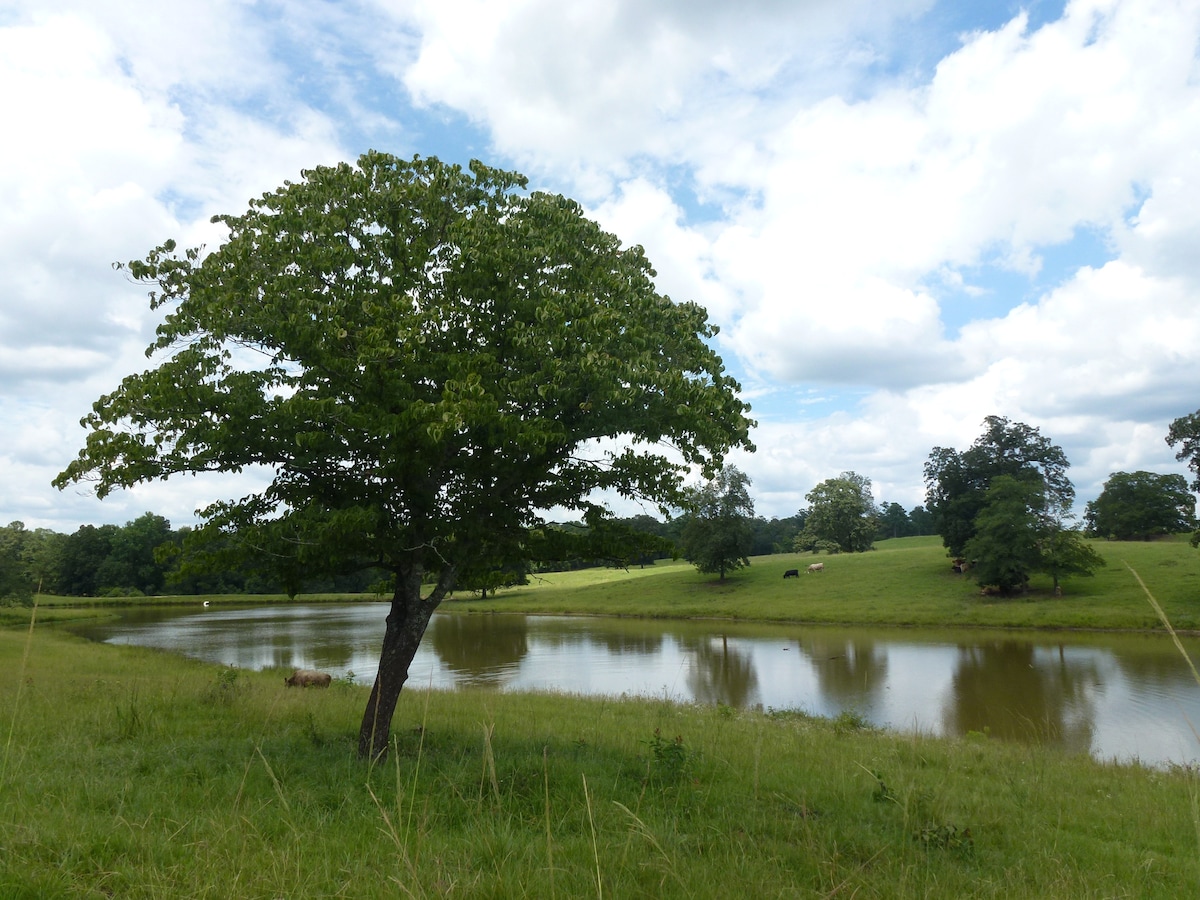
[357,565,454,760]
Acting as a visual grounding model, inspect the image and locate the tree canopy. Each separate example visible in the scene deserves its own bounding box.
[1166,410,1200,545]
[1166,410,1200,492]
[54,152,755,758]
[962,476,1044,594]
[925,417,1099,594]
[924,416,1074,558]
[1084,471,1196,540]
[679,465,756,580]
[796,471,878,553]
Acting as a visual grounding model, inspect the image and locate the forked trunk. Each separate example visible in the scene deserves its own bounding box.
[357,566,453,760]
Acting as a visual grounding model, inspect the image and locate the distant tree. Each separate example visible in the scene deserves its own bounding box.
[0,522,66,601]
[798,472,878,553]
[525,519,676,572]
[609,514,679,565]
[58,524,118,597]
[876,502,912,540]
[455,559,529,598]
[1084,471,1196,540]
[54,152,754,759]
[99,513,174,595]
[0,522,32,603]
[679,466,756,580]
[908,505,934,536]
[26,528,66,595]
[749,513,806,555]
[1037,526,1105,595]
[924,416,1074,558]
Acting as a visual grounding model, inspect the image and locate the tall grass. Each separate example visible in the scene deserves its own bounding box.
[2,625,1198,898]
[1126,559,1200,866]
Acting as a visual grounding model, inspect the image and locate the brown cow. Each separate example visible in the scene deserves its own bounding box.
[284,668,332,688]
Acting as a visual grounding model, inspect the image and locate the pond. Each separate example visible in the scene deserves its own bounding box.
[68,604,1200,767]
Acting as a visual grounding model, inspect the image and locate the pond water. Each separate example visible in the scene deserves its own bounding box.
[68,604,1200,767]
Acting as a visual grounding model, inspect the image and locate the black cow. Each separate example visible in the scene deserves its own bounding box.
[783,569,799,578]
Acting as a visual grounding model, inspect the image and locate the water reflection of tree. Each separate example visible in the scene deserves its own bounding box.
[1108,634,1200,690]
[307,642,356,670]
[515,623,663,655]
[802,637,888,704]
[430,615,529,686]
[680,635,758,707]
[944,641,1098,753]
[597,632,664,655]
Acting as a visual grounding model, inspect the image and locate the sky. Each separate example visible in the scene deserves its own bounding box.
[3,0,1200,533]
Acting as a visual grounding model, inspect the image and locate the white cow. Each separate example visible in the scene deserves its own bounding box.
[807,563,825,574]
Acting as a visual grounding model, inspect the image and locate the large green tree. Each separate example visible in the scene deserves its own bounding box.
[964,476,1104,595]
[55,152,755,759]
[924,416,1074,558]
[962,476,1045,594]
[99,512,174,595]
[1166,410,1200,545]
[1084,471,1196,540]
[1166,410,1200,486]
[797,471,878,553]
[679,465,756,580]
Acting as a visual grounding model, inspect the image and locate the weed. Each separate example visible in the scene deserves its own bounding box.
[913,822,974,855]
[644,729,691,787]
[114,688,148,739]
[864,768,894,804]
[832,708,873,735]
[202,665,245,707]
[304,711,324,746]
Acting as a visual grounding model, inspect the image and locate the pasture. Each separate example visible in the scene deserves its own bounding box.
[450,535,1200,632]
[2,624,1198,898]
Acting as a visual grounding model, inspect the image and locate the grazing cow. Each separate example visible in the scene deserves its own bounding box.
[783,569,800,578]
[285,668,332,688]
[807,563,825,574]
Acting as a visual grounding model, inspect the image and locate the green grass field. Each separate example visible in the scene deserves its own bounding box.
[3,624,1198,898]
[447,536,1200,632]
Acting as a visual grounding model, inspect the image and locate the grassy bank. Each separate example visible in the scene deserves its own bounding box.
[0,591,381,627]
[448,536,1200,632]
[2,625,1198,898]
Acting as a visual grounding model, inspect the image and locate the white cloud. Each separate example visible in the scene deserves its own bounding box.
[4,0,1200,534]
[0,3,349,530]
[392,0,933,179]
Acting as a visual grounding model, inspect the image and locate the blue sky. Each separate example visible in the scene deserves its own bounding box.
[2,0,1199,531]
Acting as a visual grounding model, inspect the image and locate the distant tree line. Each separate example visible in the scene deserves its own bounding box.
[8,410,1197,603]
[0,513,382,604]
[668,413,1200,593]
[0,496,936,603]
